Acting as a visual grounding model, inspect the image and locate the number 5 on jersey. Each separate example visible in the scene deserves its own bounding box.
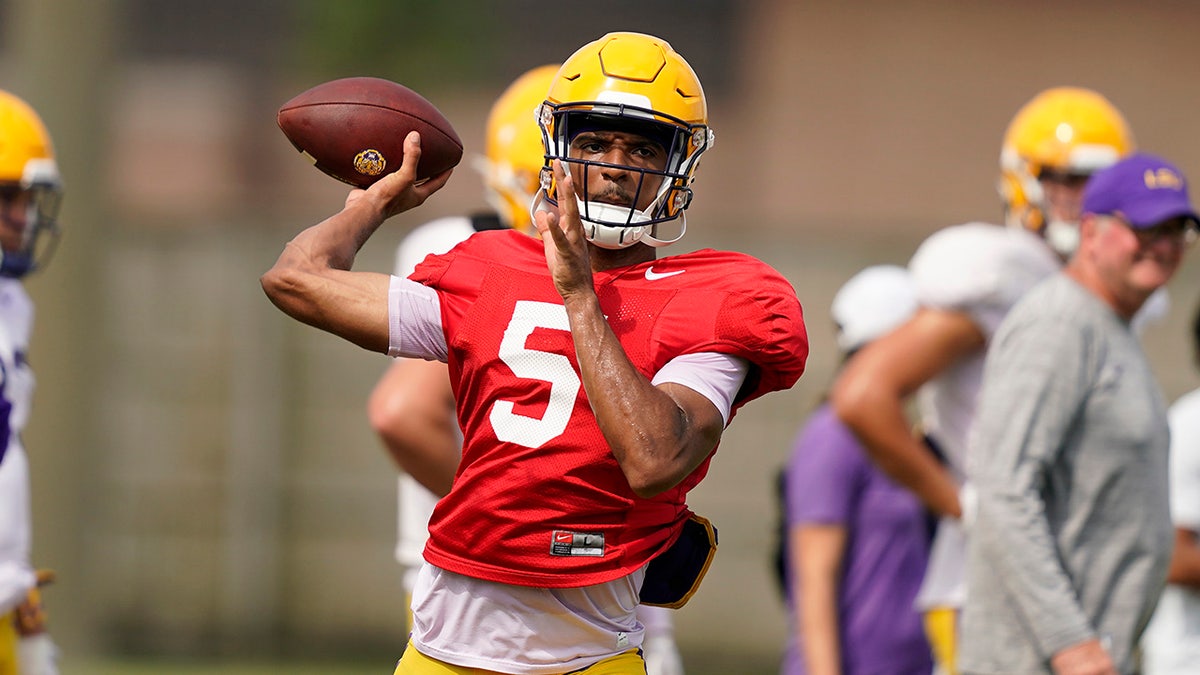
[489,300,581,448]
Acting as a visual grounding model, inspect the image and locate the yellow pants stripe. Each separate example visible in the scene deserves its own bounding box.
[0,610,17,675]
[923,606,959,675]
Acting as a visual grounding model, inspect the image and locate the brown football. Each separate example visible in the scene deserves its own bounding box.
[277,77,463,188]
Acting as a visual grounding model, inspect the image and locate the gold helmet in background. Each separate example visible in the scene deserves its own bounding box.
[999,86,1133,256]
[0,89,63,278]
[477,64,559,233]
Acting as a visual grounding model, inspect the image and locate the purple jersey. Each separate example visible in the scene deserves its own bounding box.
[781,403,933,675]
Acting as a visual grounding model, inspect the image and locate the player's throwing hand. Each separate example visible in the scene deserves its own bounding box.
[346,132,453,220]
[535,159,594,301]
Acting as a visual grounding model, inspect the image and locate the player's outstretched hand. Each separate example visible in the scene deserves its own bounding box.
[534,159,594,300]
[345,131,452,220]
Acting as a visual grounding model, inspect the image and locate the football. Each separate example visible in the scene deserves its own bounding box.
[277,76,463,188]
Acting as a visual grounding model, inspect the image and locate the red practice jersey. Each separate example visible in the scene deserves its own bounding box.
[410,229,808,588]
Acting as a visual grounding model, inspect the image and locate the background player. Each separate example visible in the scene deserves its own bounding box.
[262,31,808,674]
[366,64,683,674]
[831,86,1134,675]
[0,89,63,675]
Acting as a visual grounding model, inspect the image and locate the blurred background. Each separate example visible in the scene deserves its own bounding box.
[2,1,1200,673]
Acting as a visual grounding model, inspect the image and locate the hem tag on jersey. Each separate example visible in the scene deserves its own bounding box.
[550,530,605,557]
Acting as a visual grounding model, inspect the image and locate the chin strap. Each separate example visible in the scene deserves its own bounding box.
[642,213,687,248]
[1043,219,1079,258]
[531,189,688,251]
[578,199,649,249]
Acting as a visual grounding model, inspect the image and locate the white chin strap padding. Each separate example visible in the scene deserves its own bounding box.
[579,199,649,249]
[1044,219,1079,258]
[583,222,648,249]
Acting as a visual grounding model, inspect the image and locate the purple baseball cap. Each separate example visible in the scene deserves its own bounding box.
[1082,152,1200,228]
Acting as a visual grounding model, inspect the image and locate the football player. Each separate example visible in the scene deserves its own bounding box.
[263,31,808,675]
[831,86,1134,675]
[0,88,63,675]
[367,63,684,675]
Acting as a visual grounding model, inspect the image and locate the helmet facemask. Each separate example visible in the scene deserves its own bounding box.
[534,101,713,250]
[0,159,62,278]
[1001,148,1119,259]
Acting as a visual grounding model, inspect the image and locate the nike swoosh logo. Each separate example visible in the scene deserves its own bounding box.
[644,267,685,281]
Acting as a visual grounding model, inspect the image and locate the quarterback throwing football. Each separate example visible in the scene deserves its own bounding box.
[263,32,808,675]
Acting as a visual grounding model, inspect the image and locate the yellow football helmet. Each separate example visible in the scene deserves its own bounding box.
[0,89,62,278]
[999,86,1133,255]
[535,32,714,249]
[474,64,558,233]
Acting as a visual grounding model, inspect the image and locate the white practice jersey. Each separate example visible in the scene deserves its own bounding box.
[908,222,1060,610]
[0,277,37,613]
[910,222,1061,478]
[1142,387,1200,674]
[392,216,477,591]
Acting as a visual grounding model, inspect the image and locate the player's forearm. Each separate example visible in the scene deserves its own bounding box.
[832,383,960,518]
[275,194,388,276]
[872,437,960,519]
[261,196,395,351]
[562,292,703,498]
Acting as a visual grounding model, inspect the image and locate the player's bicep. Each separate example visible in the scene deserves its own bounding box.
[652,352,749,473]
[652,352,749,426]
